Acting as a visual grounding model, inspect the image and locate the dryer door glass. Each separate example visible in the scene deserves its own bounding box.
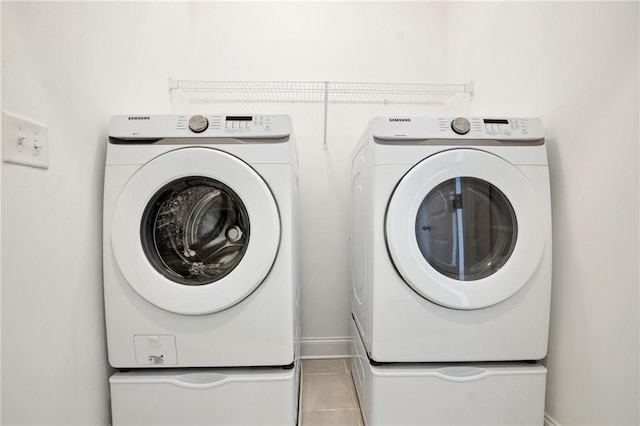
[415,177,517,281]
[141,177,250,286]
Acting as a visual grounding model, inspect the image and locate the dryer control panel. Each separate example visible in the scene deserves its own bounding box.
[109,114,291,140]
[443,117,536,138]
[372,116,544,142]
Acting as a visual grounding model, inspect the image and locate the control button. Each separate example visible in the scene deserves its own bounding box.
[451,117,471,135]
[188,115,209,133]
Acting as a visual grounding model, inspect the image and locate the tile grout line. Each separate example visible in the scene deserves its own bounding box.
[344,358,360,412]
[300,408,361,412]
[302,372,348,376]
[344,358,364,425]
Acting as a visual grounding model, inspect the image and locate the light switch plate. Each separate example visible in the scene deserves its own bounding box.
[3,111,49,169]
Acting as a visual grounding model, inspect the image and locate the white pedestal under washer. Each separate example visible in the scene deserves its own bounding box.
[350,116,552,363]
[103,114,299,368]
[110,359,301,425]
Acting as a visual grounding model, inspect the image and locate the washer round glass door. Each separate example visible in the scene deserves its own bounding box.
[385,149,546,309]
[141,176,250,286]
[111,147,280,315]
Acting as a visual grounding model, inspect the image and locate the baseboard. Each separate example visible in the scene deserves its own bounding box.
[300,336,351,359]
[544,413,561,426]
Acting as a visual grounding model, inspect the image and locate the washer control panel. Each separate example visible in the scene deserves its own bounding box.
[372,116,544,141]
[108,114,291,140]
[176,115,286,137]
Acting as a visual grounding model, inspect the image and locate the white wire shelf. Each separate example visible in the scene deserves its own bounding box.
[170,79,473,105]
[169,79,473,148]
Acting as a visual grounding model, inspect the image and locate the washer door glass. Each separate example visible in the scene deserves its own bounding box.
[142,177,250,286]
[415,177,517,281]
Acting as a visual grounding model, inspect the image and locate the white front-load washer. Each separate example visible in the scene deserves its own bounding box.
[104,114,299,368]
[350,116,552,362]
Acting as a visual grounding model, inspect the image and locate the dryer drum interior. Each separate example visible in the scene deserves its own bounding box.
[141,176,250,286]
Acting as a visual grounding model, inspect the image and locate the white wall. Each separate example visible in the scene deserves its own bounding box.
[447,2,639,425]
[0,2,3,422]
[1,2,192,424]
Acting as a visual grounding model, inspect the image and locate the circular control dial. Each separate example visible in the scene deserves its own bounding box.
[451,117,471,135]
[188,115,209,133]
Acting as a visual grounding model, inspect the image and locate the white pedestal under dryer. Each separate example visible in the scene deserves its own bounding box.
[103,114,300,368]
[350,116,552,363]
[350,317,546,426]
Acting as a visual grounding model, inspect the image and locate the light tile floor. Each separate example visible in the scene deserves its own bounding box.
[301,358,363,426]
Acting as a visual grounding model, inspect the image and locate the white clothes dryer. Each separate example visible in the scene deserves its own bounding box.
[104,114,299,368]
[350,117,552,363]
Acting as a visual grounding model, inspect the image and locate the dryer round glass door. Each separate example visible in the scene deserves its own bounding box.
[111,147,280,315]
[386,149,546,310]
[415,177,517,281]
